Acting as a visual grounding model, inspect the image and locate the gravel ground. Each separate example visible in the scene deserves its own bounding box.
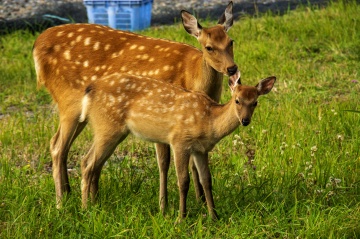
[0,0,329,34]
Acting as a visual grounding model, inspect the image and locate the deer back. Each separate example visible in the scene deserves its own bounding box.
[33,22,236,103]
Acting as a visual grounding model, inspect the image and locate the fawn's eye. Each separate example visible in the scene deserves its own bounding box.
[235,99,240,104]
[253,101,258,107]
[205,46,213,52]
[229,40,234,47]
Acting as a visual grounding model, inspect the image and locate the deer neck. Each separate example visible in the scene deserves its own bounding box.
[210,101,240,142]
[192,58,224,103]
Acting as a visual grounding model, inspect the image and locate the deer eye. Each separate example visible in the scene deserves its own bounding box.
[229,40,234,47]
[205,46,213,52]
[235,99,240,104]
[253,101,258,107]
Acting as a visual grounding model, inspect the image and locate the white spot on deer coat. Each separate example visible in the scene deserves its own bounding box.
[54,45,61,52]
[130,44,137,50]
[84,37,91,46]
[76,35,82,42]
[93,42,100,51]
[56,31,64,37]
[108,94,115,105]
[141,54,149,60]
[63,50,71,60]
[104,44,111,51]
[67,32,74,38]
[83,60,89,67]
[120,78,129,83]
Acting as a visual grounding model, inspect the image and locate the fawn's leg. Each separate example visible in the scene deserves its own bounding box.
[81,132,127,207]
[50,113,87,208]
[192,152,218,220]
[155,143,171,215]
[173,148,190,221]
[190,157,205,203]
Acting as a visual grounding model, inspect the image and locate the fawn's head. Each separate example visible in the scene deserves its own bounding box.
[232,76,276,126]
[181,1,238,86]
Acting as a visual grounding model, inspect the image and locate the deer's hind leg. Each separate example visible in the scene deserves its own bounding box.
[50,107,87,208]
[81,127,128,207]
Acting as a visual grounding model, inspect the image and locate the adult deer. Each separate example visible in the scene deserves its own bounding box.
[33,2,239,212]
[79,73,276,220]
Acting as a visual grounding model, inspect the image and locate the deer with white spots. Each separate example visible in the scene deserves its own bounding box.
[79,73,275,221]
[33,2,239,212]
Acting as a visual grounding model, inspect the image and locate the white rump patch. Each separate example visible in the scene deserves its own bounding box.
[79,95,89,122]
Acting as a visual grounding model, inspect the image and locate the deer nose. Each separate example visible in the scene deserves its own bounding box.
[242,118,250,126]
[227,65,238,76]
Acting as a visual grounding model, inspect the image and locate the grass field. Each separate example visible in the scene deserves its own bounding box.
[1,1,359,238]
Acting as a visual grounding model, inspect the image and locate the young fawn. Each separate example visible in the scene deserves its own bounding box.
[33,2,239,210]
[79,73,276,220]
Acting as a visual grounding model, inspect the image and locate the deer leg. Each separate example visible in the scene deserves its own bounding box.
[81,132,126,208]
[192,152,218,220]
[155,143,171,215]
[173,149,190,221]
[50,116,87,209]
[190,157,205,203]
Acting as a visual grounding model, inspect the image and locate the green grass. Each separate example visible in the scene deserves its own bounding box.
[1,1,359,238]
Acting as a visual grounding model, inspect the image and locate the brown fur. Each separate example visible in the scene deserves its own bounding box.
[32,2,238,211]
[79,73,276,220]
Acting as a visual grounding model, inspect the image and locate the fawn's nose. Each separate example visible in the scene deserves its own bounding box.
[241,118,250,126]
[227,65,238,76]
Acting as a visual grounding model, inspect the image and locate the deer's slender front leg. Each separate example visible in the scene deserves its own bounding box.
[155,143,171,215]
[192,152,218,220]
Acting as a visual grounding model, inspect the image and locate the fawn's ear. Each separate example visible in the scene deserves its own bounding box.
[217,1,234,32]
[228,70,241,94]
[181,10,202,38]
[256,76,276,95]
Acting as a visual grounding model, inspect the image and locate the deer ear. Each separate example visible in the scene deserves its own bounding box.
[181,10,202,38]
[217,1,234,32]
[256,76,276,95]
[228,70,241,93]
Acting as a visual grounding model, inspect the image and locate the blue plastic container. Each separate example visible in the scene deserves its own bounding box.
[83,0,153,31]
